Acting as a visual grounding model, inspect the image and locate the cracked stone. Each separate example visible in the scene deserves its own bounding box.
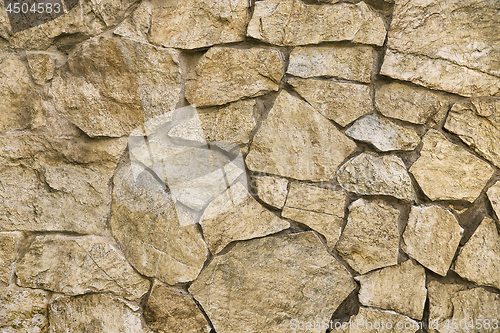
[189,231,356,333]
[254,175,289,209]
[347,307,421,333]
[0,232,22,286]
[427,280,467,333]
[0,286,49,333]
[487,181,500,219]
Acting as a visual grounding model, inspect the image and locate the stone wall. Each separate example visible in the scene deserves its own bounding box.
[1,0,500,332]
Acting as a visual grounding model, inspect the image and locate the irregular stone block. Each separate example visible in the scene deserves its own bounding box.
[487,181,500,219]
[427,280,467,333]
[254,176,289,209]
[0,232,22,286]
[0,286,49,333]
[348,307,421,333]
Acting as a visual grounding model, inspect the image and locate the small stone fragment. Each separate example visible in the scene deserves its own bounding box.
[348,307,421,333]
[246,91,356,181]
[185,47,282,107]
[282,183,345,248]
[356,260,427,320]
[0,232,22,286]
[289,78,372,127]
[402,205,463,276]
[0,286,49,333]
[336,199,400,275]
[16,235,150,300]
[288,45,373,83]
[247,0,386,46]
[336,153,416,201]
[254,176,289,209]
[189,232,356,333]
[487,181,500,219]
[410,130,494,202]
[49,294,148,333]
[145,281,209,333]
[27,53,55,84]
[345,114,420,151]
[453,217,500,290]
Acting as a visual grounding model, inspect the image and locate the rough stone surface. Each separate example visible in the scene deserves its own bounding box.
[0,286,49,333]
[345,114,420,151]
[282,183,345,248]
[185,47,283,107]
[410,130,494,202]
[144,281,209,333]
[427,280,468,333]
[0,232,22,286]
[453,217,500,290]
[189,232,356,333]
[246,91,356,181]
[402,205,463,276]
[247,0,386,46]
[287,45,374,83]
[444,98,500,168]
[356,260,427,320]
[111,163,208,284]
[375,82,450,125]
[254,176,289,209]
[336,199,400,275]
[16,235,150,300]
[487,181,500,219]
[49,294,148,333]
[348,307,421,333]
[337,152,416,201]
[289,78,372,127]
[27,53,55,85]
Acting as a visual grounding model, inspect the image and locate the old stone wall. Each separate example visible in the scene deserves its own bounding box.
[0,0,499,332]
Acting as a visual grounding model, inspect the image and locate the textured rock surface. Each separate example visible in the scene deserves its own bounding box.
[254,176,289,209]
[27,53,55,85]
[111,164,208,284]
[189,232,356,333]
[487,181,500,219]
[356,260,427,320]
[336,199,400,275]
[16,235,150,300]
[0,232,22,286]
[453,217,500,290]
[348,307,421,333]
[49,294,148,333]
[145,282,209,333]
[289,78,372,127]
[337,153,416,201]
[287,45,373,83]
[0,286,49,332]
[445,98,500,168]
[345,114,420,151]
[185,47,282,107]
[247,0,386,46]
[403,205,463,276]
[427,280,468,333]
[246,91,356,181]
[410,130,494,202]
[282,183,345,248]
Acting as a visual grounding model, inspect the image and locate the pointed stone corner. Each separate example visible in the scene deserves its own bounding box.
[487,181,500,219]
[254,175,289,209]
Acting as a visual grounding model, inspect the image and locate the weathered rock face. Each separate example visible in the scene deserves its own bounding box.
[287,45,374,83]
[356,260,427,320]
[402,205,463,276]
[246,91,356,181]
[487,181,500,219]
[289,78,372,127]
[453,217,500,290]
[49,294,148,333]
[145,282,209,333]
[345,114,420,151]
[111,164,208,284]
[0,286,49,333]
[16,235,150,300]
[247,0,386,46]
[185,47,283,107]
[27,53,55,85]
[282,183,345,248]
[348,307,421,333]
[0,232,22,286]
[337,153,416,201]
[189,232,356,333]
[410,130,494,202]
[427,280,468,333]
[254,176,289,209]
[336,199,400,275]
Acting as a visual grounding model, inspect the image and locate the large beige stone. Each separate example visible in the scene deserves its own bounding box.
[16,235,150,300]
[0,286,49,333]
[247,0,386,46]
[356,260,427,320]
[111,164,208,284]
[49,294,149,333]
[345,114,420,151]
[0,232,22,286]
[487,181,500,219]
[453,217,500,290]
[403,205,463,276]
[282,183,345,248]
[288,45,373,83]
[444,98,500,168]
[348,307,421,333]
[289,78,372,127]
[410,130,494,202]
[254,176,289,209]
[336,153,416,201]
[144,281,209,333]
[246,91,356,181]
[375,82,449,125]
[185,47,282,107]
[189,232,356,333]
[336,199,400,275]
